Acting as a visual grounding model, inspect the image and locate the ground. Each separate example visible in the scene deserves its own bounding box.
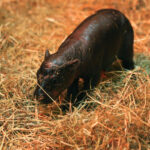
[0,0,150,149]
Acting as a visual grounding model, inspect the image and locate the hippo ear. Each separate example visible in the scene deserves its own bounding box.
[59,59,80,72]
[45,50,51,60]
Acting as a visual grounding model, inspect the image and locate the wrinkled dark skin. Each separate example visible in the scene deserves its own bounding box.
[34,9,134,104]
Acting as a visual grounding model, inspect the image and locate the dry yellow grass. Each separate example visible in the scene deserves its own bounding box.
[0,0,150,149]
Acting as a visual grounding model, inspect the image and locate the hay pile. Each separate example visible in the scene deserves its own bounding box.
[0,0,150,149]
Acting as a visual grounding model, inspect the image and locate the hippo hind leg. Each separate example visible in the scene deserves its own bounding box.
[118,24,134,70]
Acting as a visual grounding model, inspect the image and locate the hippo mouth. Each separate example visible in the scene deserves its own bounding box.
[35,93,56,104]
[34,86,60,103]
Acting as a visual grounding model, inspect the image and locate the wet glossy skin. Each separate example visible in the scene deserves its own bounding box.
[34,9,134,104]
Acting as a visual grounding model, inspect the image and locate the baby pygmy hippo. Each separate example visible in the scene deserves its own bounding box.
[34,9,134,104]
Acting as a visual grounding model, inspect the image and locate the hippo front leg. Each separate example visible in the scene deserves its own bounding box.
[77,73,101,101]
[75,77,90,102]
[66,78,79,103]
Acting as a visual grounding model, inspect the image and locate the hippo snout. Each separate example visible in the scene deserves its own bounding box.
[34,86,44,100]
[34,89,50,103]
[34,86,57,103]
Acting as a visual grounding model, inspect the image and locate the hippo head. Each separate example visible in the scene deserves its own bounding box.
[34,50,80,103]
